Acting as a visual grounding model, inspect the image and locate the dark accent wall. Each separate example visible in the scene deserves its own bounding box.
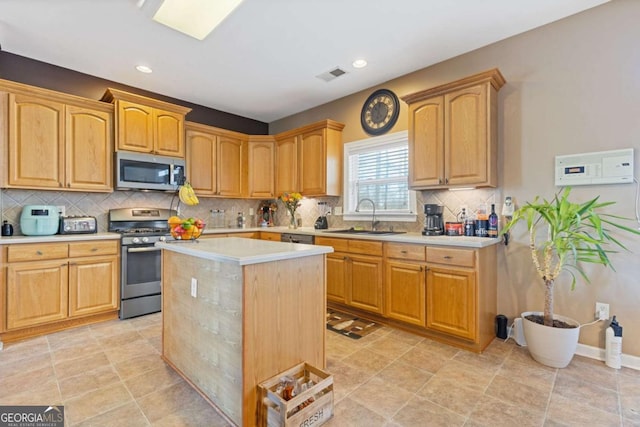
[0,51,268,135]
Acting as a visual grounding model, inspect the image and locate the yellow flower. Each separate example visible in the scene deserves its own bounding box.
[279,192,302,214]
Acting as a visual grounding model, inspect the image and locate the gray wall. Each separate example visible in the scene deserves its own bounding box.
[271,1,640,356]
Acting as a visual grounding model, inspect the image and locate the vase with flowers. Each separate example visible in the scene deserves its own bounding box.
[280,192,302,229]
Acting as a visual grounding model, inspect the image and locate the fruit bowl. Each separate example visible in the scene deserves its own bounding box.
[168,216,206,240]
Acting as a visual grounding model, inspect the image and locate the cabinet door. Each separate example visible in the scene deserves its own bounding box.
[275,135,298,195]
[444,84,488,186]
[117,100,154,153]
[348,254,384,314]
[8,94,65,188]
[326,252,348,303]
[154,108,185,157]
[408,96,444,188]
[7,261,68,329]
[68,255,119,317]
[186,130,217,195]
[248,138,275,198]
[66,105,112,191]
[385,260,426,326]
[426,265,476,340]
[217,136,243,197]
[299,128,326,196]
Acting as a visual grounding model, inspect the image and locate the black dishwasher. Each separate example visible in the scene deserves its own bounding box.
[280,233,315,244]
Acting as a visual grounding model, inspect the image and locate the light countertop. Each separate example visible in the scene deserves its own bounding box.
[0,232,120,245]
[219,226,503,248]
[156,236,333,265]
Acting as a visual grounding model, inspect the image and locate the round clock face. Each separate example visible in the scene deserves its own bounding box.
[361,89,400,135]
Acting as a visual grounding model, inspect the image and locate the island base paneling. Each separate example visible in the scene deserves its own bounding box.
[161,250,326,427]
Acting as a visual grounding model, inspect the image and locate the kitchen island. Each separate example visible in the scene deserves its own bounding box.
[156,237,333,427]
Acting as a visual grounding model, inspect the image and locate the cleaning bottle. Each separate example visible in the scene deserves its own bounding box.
[605,315,622,369]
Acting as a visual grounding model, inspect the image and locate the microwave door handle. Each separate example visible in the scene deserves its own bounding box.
[169,164,176,186]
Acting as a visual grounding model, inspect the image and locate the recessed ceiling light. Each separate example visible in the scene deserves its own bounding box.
[153,0,244,41]
[352,59,368,69]
[136,65,153,74]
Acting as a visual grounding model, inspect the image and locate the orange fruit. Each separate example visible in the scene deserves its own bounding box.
[168,216,182,226]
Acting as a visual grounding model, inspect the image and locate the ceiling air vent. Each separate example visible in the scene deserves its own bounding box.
[316,67,347,82]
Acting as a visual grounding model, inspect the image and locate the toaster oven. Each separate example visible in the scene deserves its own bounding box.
[59,216,97,234]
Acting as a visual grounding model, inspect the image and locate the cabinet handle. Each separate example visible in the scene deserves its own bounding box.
[445,178,449,184]
[400,250,407,254]
[443,255,453,260]
[91,247,98,252]
[58,182,62,187]
[67,183,71,188]
[419,266,423,272]
[36,250,43,256]
[438,178,442,184]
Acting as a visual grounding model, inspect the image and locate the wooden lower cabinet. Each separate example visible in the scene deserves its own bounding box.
[426,265,476,340]
[323,238,497,353]
[1,240,120,342]
[68,255,118,317]
[7,260,68,329]
[385,260,426,326]
[349,254,384,314]
[325,252,347,303]
[317,237,384,314]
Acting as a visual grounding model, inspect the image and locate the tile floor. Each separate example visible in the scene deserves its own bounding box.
[0,313,638,426]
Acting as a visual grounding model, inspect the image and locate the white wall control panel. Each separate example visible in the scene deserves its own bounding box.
[555,148,634,186]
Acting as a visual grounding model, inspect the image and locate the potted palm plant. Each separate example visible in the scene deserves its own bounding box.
[501,186,640,368]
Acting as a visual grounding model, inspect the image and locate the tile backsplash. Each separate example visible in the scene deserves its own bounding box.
[1,188,498,235]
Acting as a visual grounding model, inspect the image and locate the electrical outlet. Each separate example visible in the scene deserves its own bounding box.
[595,302,609,320]
[191,278,197,298]
[56,206,66,217]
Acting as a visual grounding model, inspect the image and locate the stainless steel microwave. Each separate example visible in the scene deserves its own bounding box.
[115,151,185,191]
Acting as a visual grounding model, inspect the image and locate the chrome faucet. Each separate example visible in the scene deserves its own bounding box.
[355,198,378,231]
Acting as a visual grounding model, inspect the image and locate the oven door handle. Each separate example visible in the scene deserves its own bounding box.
[126,246,162,253]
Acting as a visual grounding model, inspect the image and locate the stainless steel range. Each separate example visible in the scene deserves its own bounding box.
[108,207,176,319]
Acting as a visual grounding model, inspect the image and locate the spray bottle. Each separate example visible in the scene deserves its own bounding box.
[605,316,622,369]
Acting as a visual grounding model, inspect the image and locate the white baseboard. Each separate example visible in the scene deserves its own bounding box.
[575,343,640,371]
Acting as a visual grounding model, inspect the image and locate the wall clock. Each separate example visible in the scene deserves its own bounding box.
[360,89,400,135]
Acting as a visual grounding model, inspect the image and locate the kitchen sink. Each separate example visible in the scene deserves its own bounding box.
[322,228,406,235]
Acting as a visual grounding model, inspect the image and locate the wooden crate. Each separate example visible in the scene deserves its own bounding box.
[259,362,334,427]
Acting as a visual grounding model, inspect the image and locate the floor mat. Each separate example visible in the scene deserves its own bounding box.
[326,310,382,339]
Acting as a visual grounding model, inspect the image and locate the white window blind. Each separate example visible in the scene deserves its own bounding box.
[344,131,416,222]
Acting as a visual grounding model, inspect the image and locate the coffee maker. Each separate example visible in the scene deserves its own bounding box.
[422,204,444,236]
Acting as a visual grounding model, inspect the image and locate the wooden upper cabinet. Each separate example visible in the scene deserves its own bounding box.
[186,128,217,195]
[217,135,244,197]
[185,122,246,198]
[102,88,191,157]
[248,136,275,199]
[66,105,112,191]
[408,97,444,187]
[274,119,344,197]
[155,108,185,156]
[2,81,114,192]
[8,93,65,188]
[116,100,153,152]
[275,134,298,195]
[402,68,505,189]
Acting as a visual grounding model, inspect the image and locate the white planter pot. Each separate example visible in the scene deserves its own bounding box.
[521,311,580,368]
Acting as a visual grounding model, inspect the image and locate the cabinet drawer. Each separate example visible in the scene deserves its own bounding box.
[69,240,118,257]
[349,239,383,256]
[229,231,257,239]
[8,243,69,262]
[315,236,349,252]
[385,243,426,261]
[260,232,281,241]
[427,247,475,268]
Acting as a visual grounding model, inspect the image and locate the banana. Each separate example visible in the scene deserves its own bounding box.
[179,182,199,206]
